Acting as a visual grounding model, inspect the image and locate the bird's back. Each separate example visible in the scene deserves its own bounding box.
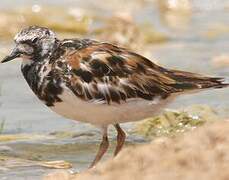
[53,39,228,104]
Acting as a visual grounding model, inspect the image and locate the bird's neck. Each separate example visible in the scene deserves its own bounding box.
[39,38,60,59]
[21,39,61,95]
[20,56,63,107]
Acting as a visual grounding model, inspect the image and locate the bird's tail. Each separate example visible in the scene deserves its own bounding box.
[167,69,229,91]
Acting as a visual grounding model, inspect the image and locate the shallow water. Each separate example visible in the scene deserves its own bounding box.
[0,0,229,179]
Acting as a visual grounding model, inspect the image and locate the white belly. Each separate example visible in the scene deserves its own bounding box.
[50,88,175,126]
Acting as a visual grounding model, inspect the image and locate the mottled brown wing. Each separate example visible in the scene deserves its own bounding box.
[59,40,228,104]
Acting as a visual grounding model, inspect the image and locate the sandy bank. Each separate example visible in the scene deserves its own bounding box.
[44,120,229,180]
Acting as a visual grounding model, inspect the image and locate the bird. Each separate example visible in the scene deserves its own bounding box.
[1,26,228,168]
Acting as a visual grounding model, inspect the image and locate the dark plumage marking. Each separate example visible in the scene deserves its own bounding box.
[44,80,63,106]
[72,69,93,83]
[136,63,146,73]
[57,61,63,68]
[106,56,134,77]
[67,81,84,99]
[107,56,125,66]
[137,91,155,100]
[62,41,82,49]
[43,70,63,106]
[171,83,197,90]
[82,56,91,62]
[90,59,111,76]
[43,66,47,72]
[49,46,65,63]
[45,29,50,35]
[122,85,137,98]
[109,88,121,104]
[21,64,40,94]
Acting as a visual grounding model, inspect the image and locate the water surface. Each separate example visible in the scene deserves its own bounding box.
[0,0,229,179]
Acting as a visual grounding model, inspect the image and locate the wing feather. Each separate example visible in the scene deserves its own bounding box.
[55,39,227,105]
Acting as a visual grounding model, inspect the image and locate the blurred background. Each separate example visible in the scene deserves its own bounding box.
[0,0,229,179]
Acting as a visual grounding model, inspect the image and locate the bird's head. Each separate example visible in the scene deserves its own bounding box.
[1,26,57,64]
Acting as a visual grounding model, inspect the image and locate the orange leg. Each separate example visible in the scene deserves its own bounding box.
[114,124,126,156]
[89,127,109,168]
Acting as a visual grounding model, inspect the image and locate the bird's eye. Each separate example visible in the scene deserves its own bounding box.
[32,37,38,43]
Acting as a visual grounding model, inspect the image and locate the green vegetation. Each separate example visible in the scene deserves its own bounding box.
[133,105,219,139]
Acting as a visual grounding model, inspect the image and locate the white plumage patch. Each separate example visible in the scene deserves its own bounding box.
[21,59,33,67]
[50,86,174,126]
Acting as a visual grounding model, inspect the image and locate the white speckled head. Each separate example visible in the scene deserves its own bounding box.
[15,26,57,57]
[2,26,58,64]
[14,26,56,44]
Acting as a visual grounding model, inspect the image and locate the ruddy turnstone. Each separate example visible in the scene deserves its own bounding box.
[1,26,228,167]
